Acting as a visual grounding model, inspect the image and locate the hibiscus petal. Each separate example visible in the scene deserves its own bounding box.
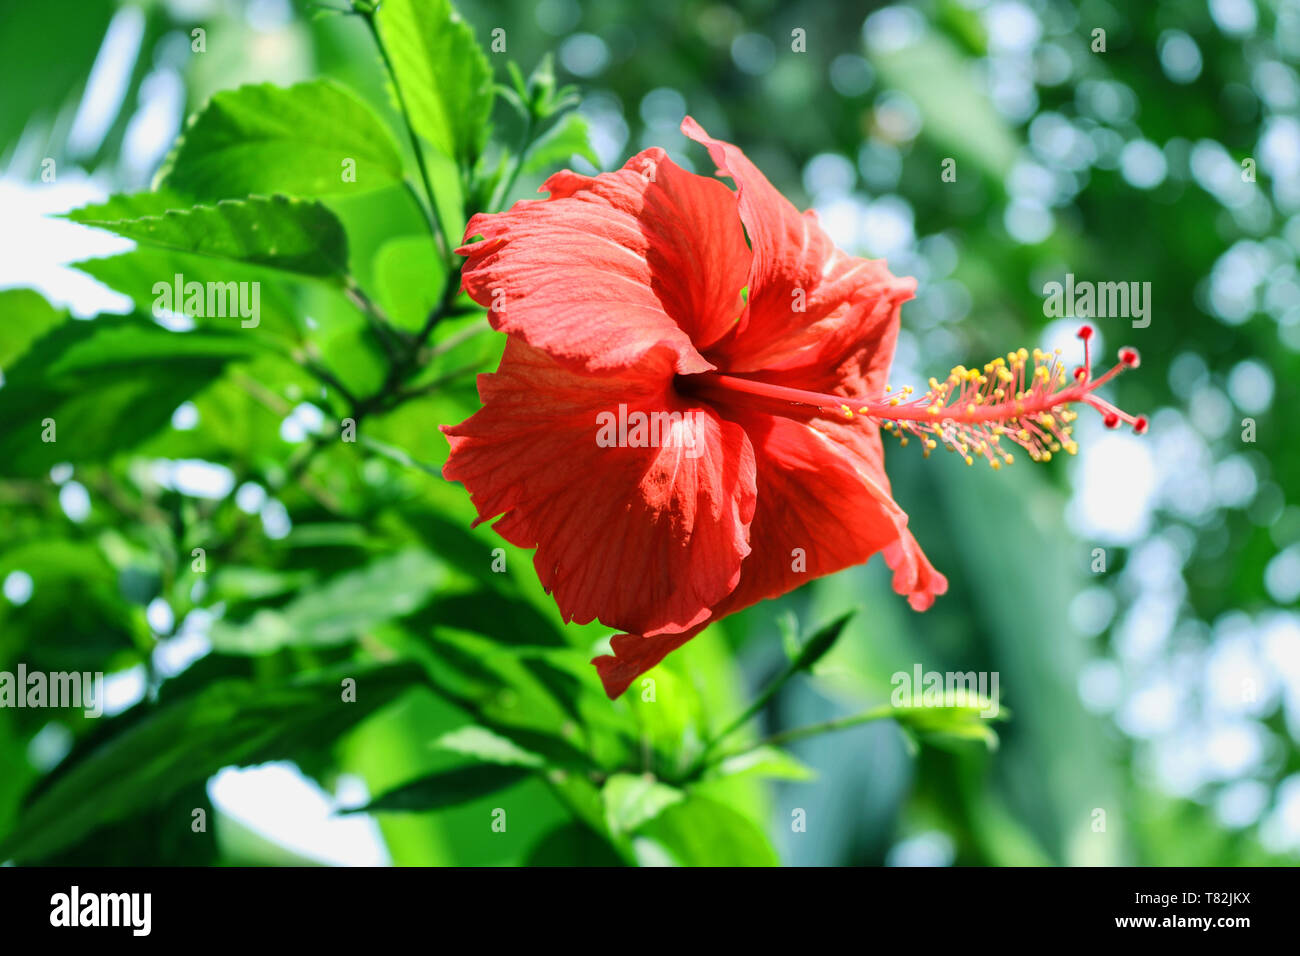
[590,409,947,698]
[442,338,757,637]
[884,528,947,612]
[592,628,702,700]
[708,409,944,612]
[457,147,751,375]
[680,116,916,374]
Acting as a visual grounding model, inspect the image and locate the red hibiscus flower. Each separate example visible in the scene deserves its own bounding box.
[442,117,1144,699]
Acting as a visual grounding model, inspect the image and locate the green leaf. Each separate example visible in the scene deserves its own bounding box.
[525,822,625,866]
[68,195,350,279]
[872,33,1017,184]
[62,189,192,223]
[601,773,685,836]
[41,322,256,375]
[207,566,316,607]
[433,725,546,767]
[891,700,1005,751]
[409,631,598,772]
[0,316,256,476]
[373,234,446,331]
[208,549,446,653]
[711,746,816,782]
[376,0,494,164]
[0,540,136,673]
[790,609,856,673]
[0,289,63,368]
[347,764,531,814]
[777,610,801,661]
[156,79,405,200]
[71,247,310,341]
[0,0,113,152]
[636,796,779,866]
[522,113,600,174]
[37,783,219,866]
[0,662,422,862]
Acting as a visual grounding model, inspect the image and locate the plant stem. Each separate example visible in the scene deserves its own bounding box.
[361,10,451,266]
[393,358,481,402]
[698,653,812,760]
[753,706,895,750]
[344,278,407,358]
[280,3,483,484]
[425,315,489,358]
[705,706,897,770]
[490,113,532,212]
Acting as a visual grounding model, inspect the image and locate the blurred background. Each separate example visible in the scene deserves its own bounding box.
[1,0,1298,866]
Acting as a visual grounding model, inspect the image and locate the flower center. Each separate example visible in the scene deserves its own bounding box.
[690,325,1146,468]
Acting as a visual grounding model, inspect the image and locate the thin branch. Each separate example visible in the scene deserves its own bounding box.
[704,706,897,771]
[425,314,490,359]
[361,10,452,266]
[392,358,481,402]
[344,279,407,358]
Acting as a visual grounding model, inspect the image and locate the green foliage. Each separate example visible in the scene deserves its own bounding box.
[373,0,494,166]
[156,79,405,199]
[349,765,533,814]
[0,314,254,476]
[788,609,856,673]
[521,113,601,175]
[70,195,351,279]
[601,773,685,835]
[0,0,1290,869]
[636,797,780,867]
[0,662,423,862]
[208,549,446,653]
[373,235,448,330]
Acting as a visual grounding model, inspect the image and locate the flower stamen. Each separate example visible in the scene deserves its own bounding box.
[691,325,1146,467]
